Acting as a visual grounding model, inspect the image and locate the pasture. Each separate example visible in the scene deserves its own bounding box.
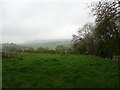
[2,53,119,88]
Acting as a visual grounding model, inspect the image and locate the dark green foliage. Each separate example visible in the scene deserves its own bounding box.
[71,0,120,59]
[56,45,66,54]
[3,53,119,88]
[89,0,120,58]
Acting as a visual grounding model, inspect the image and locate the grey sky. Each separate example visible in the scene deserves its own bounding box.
[1,0,99,44]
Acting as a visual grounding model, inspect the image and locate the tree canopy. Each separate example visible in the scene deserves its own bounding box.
[71,0,120,59]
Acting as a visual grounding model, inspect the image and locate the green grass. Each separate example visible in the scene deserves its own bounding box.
[0,57,2,89]
[2,53,119,88]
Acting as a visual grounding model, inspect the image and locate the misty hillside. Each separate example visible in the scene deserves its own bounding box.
[21,39,71,49]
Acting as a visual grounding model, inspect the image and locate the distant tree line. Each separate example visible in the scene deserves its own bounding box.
[71,0,120,60]
[1,43,73,58]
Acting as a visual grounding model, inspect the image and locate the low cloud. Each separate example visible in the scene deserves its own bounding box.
[1,0,98,43]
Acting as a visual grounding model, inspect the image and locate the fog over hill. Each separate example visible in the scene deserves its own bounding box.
[20,39,71,49]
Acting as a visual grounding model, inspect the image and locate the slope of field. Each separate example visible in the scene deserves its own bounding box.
[2,54,119,88]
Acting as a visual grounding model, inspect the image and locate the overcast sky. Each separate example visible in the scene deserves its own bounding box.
[1,0,100,44]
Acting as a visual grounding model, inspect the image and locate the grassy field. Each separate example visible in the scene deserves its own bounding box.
[2,53,119,88]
